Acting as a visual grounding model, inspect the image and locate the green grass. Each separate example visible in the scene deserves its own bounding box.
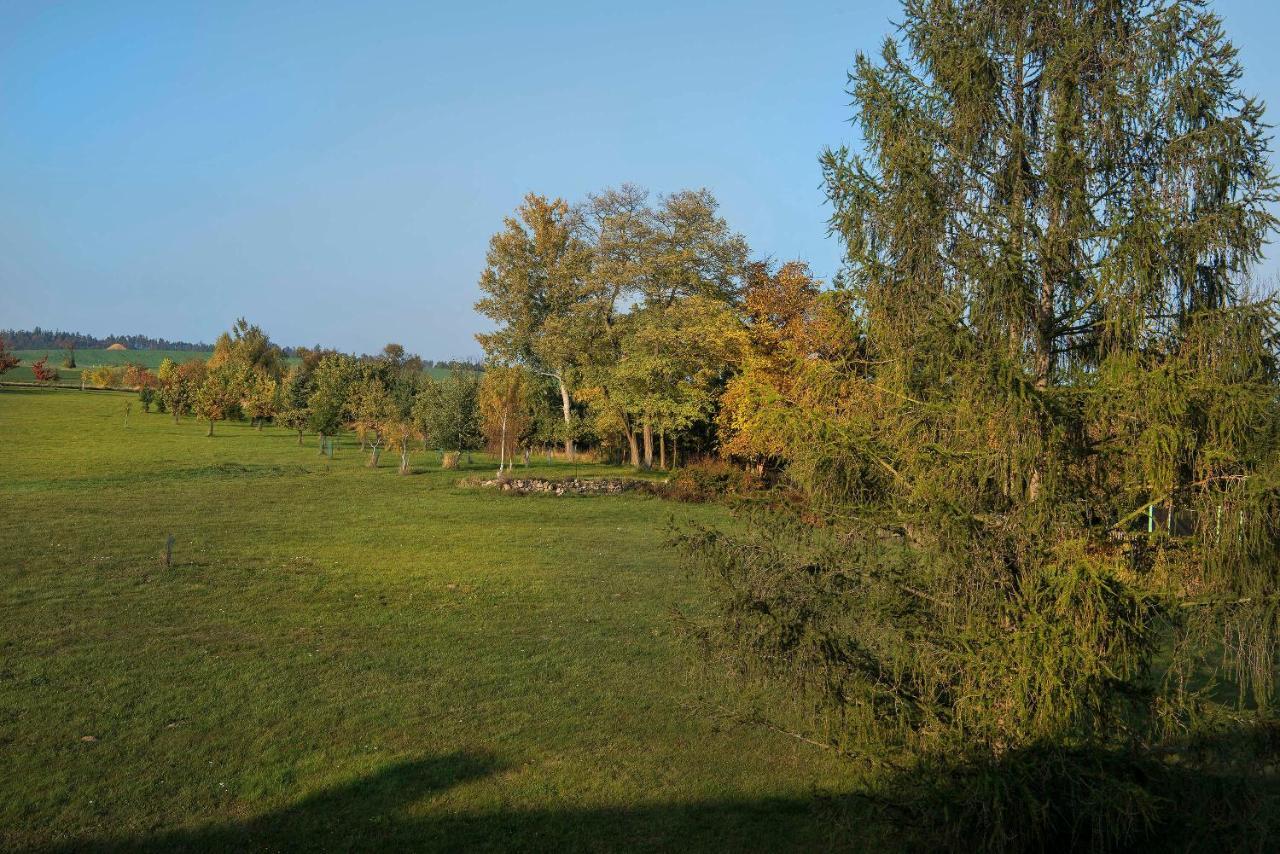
[14,347,211,368]
[0,388,854,852]
[5,352,467,386]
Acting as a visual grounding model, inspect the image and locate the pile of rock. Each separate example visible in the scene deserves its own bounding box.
[474,477,654,496]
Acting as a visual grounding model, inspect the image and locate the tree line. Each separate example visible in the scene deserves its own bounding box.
[475,185,766,469]
[0,327,212,351]
[114,319,571,477]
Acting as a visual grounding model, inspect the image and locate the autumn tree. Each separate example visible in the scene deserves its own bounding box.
[307,353,356,453]
[346,373,397,466]
[240,368,278,430]
[479,365,532,475]
[718,260,831,467]
[194,363,242,436]
[683,1,1279,848]
[208,318,284,378]
[159,360,205,422]
[0,338,18,375]
[476,194,592,459]
[31,357,59,386]
[382,415,417,475]
[121,364,153,390]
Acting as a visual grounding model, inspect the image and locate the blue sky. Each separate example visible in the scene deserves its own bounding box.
[1,1,1277,357]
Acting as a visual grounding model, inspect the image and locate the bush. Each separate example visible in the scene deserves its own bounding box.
[664,458,763,503]
[90,365,120,388]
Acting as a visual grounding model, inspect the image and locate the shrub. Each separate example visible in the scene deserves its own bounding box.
[664,458,764,503]
[90,365,120,388]
[31,357,59,386]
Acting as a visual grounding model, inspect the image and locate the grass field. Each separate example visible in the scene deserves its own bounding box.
[5,351,467,386]
[0,388,856,852]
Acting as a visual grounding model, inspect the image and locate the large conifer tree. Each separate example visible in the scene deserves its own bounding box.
[686,0,1278,847]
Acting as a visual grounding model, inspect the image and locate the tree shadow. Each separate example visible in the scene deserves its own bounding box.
[857,724,1280,853]
[29,750,859,853]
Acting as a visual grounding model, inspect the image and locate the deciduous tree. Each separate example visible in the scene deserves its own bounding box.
[194,363,243,436]
[31,357,59,386]
[241,368,278,430]
[480,365,532,475]
[307,353,356,453]
[476,194,592,459]
[0,339,21,375]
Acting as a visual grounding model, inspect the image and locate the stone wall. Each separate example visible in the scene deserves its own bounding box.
[472,477,658,496]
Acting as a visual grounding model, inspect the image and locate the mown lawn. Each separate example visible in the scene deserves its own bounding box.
[0,388,856,852]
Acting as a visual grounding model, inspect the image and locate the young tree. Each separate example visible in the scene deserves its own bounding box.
[0,338,21,375]
[121,364,153,390]
[684,0,1280,847]
[90,365,119,389]
[475,193,593,459]
[718,260,830,467]
[346,375,397,466]
[410,379,440,454]
[412,369,481,462]
[240,368,278,430]
[31,356,59,386]
[194,363,243,436]
[307,353,356,453]
[158,359,204,421]
[382,415,417,475]
[480,365,532,475]
[277,365,314,445]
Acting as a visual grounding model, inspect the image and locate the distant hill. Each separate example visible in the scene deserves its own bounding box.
[1,327,211,351]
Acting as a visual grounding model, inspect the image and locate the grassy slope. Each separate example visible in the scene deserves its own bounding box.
[5,352,464,385]
[0,389,854,852]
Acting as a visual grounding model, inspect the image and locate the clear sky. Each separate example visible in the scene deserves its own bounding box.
[2,1,1277,357]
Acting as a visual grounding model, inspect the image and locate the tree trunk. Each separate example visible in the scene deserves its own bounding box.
[368,446,380,467]
[207,419,214,437]
[642,418,654,469]
[557,376,575,460]
[659,432,666,470]
[400,447,410,475]
[498,413,508,476]
[297,429,304,446]
[173,410,180,424]
[627,429,641,468]
[318,432,326,455]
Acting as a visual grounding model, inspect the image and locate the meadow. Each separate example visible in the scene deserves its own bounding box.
[6,351,464,386]
[0,388,856,852]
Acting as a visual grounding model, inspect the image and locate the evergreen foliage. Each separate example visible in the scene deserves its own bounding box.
[682,0,1280,848]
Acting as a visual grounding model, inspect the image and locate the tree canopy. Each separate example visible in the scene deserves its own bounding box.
[682,0,1280,847]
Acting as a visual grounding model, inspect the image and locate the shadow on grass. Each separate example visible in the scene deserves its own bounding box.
[24,736,1280,852]
[853,725,1280,853]
[32,750,857,853]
